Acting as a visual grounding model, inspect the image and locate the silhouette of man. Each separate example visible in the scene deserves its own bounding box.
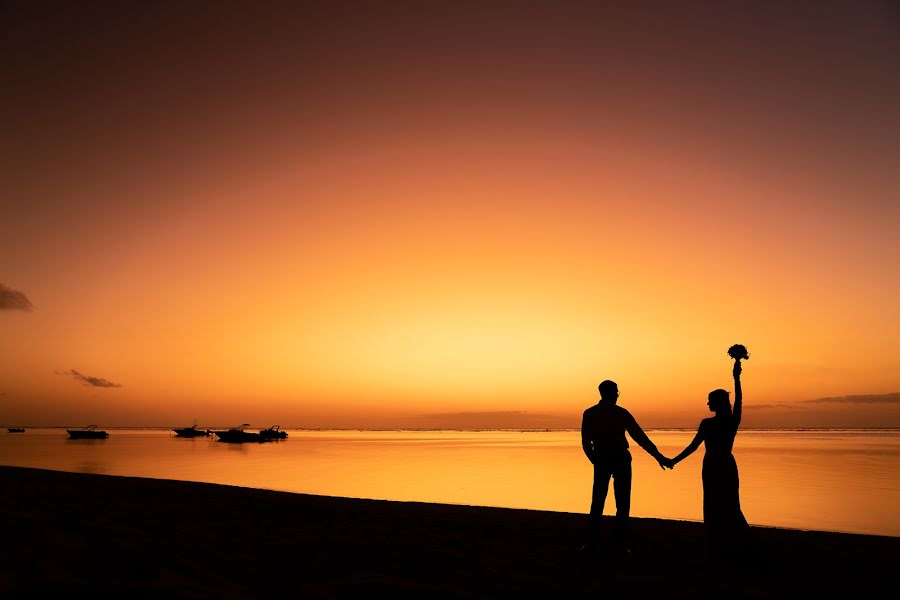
[582,380,669,554]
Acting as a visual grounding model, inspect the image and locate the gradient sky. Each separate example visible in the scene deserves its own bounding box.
[2,1,899,428]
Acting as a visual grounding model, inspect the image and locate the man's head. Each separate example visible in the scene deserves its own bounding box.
[598,380,619,402]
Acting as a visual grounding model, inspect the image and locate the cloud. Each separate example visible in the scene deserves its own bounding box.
[421,411,575,429]
[63,369,122,388]
[747,393,900,410]
[0,283,33,311]
[803,392,900,405]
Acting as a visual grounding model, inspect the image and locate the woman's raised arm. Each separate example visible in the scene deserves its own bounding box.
[733,361,743,428]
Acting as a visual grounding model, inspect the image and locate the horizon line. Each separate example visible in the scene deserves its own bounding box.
[5,425,900,432]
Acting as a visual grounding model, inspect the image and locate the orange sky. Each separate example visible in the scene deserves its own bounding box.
[2,2,899,427]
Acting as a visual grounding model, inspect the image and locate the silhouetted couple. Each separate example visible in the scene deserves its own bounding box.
[581,360,751,560]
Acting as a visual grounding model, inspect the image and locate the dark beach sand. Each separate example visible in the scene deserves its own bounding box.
[1,466,897,598]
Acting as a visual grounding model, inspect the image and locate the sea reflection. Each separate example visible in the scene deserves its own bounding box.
[76,460,109,475]
[1,428,898,537]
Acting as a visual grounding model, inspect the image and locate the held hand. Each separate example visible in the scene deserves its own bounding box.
[657,456,674,470]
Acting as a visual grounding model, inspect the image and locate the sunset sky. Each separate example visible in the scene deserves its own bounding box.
[2,1,898,428]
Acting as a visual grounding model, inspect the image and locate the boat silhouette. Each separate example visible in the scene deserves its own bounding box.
[260,425,288,440]
[67,425,109,439]
[213,424,262,443]
[8,428,25,433]
[173,424,211,437]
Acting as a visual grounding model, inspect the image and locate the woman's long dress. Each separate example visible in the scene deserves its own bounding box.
[700,415,751,557]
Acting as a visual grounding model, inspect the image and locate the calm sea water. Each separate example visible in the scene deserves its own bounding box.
[2,428,898,537]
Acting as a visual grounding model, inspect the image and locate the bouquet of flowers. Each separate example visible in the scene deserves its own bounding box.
[727,344,749,361]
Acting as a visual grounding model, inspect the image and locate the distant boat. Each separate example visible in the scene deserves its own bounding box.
[7,428,25,433]
[260,425,288,440]
[173,424,211,438]
[67,425,109,439]
[212,424,262,443]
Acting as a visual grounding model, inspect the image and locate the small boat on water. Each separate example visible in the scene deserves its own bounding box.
[7,428,25,433]
[213,424,262,443]
[173,424,211,437]
[67,425,109,439]
[260,425,288,440]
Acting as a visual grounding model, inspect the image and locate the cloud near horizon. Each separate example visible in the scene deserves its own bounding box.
[748,393,900,410]
[421,411,574,428]
[0,284,33,311]
[62,369,123,388]
[802,392,900,405]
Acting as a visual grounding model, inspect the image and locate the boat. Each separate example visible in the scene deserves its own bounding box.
[260,425,288,440]
[67,425,109,439]
[212,424,262,443]
[7,428,25,433]
[173,424,211,437]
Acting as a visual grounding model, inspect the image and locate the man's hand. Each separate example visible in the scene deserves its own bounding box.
[656,456,674,470]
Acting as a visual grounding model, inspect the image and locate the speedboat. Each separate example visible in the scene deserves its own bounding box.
[173,424,211,437]
[259,425,288,440]
[213,424,261,443]
[67,425,109,439]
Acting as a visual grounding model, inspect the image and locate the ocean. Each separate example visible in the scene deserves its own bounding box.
[2,428,898,537]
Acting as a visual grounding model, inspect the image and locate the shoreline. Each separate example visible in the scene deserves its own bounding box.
[6,426,900,431]
[2,466,898,597]
[3,464,891,540]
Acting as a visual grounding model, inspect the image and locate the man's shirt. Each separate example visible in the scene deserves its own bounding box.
[581,400,658,460]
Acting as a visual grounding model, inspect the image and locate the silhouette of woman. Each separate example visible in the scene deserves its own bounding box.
[669,347,752,560]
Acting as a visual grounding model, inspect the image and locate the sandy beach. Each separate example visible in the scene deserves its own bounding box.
[1,466,897,598]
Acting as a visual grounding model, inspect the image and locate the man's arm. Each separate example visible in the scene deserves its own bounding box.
[625,414,669,469]
[581,412,594,463]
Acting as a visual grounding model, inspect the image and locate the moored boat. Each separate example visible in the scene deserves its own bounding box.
[259,425,288,440]
[173,424,211,437]
[7,428,25,433]
[213,424,261,443]
[67,425,109,439]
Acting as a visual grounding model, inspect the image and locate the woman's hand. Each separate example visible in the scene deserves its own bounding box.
[733,360,742,379]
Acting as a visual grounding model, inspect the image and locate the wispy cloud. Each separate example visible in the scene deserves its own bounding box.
[0,283,33,311]
[62,369,122,388]
[748,393,900,410]
[428,411,535,419]
[421,411,574,428]
[803,392,900,405]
